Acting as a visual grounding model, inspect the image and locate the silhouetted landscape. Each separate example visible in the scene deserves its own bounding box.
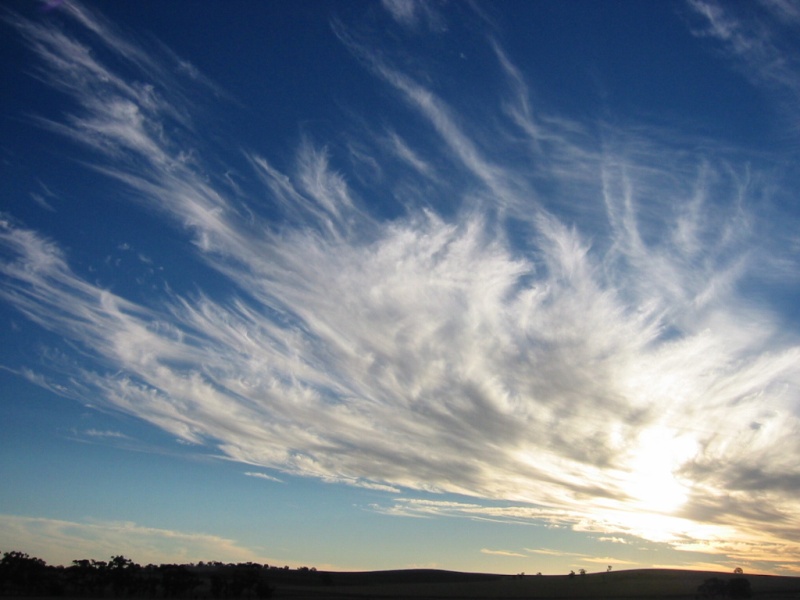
[3,551,800,599]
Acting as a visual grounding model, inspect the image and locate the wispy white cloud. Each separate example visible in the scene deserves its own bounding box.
[480,548,527,558]
[759,0,800,26]
[385,130,438,181]
[82,429,130,439]
[597,536,628,545]
[582,556,638,566]
[29,181,58,211]
[381,0,444,32]
[688,0,800,131]
[3,1,800,572]
[525,548,591,559]
[332,22,525,212]
[244,471,283,483]
[370,498,579,526]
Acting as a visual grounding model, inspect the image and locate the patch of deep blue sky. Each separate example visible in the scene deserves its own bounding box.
[1,0,800,574]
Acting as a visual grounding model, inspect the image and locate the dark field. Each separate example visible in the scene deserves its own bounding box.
[266,568,800,599]
[5,567,800,599]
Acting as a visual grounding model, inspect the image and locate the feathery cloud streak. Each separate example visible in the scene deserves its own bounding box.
[2,2,800,570]
[688,0,800,132]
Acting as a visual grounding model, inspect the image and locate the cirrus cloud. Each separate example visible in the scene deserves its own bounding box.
[2,1,800,572]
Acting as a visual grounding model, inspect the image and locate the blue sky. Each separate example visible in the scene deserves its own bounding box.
[2,0,800,575]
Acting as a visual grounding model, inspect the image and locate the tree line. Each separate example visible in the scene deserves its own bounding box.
[0,550,287,598]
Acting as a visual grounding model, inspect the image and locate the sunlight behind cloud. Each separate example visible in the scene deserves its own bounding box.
[623,428,695,515]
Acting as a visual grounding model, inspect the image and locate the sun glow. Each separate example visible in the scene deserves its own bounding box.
[624,428,695,514]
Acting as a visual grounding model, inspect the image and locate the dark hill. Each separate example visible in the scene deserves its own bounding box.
[270,568,800,599]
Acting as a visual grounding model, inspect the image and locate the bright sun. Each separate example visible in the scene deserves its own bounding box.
[624,428,695,514]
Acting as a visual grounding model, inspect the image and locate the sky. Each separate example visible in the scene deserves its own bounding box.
[1,0,800,577]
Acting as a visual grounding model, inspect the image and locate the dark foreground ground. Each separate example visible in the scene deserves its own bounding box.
[267,568,800,599]
[6,568,800,599]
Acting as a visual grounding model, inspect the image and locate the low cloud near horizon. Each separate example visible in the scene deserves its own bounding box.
[2,0,800,572]
[0,514,268,567]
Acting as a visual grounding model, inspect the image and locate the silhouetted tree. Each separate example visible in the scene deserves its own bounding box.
[228,563,260,598]
[140,565,160,598]
[0,551,49,596]
[107,555,141,597]
[159,564,199,599]
[66,560,97,596]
